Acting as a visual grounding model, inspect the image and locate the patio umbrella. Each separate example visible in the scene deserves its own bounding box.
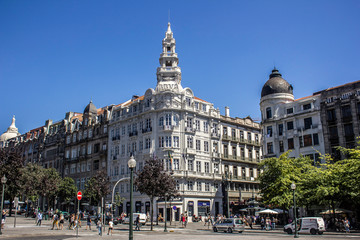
[258,209,279,214]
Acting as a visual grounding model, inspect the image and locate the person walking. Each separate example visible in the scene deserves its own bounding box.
[135,215,141,231]
[97,217,102,236]
[59,213,64,230]
[107,218,114,235]
[1,210,6,229]
[344,218,350,234]
[86,214,92,230]
[36,211,42,226]
[69,214,75,230]
[51,212,59,230]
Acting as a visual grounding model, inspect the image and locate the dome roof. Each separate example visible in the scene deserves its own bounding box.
[0,116,20,142]
[261,68,293,98]
[84,100,97,115]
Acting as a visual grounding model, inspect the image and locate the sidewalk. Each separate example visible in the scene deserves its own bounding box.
[2,216,360,239]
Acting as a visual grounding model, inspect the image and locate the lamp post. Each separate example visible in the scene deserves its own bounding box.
[0,175,7,235]
[291,183,299,238]
[128,156,136,240]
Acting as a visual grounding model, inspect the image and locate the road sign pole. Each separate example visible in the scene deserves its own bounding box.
[76,191,82,238]
[76,198,79,238]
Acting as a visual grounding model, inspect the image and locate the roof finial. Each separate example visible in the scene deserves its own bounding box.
[11,115,16,127]
[167,22,172,34]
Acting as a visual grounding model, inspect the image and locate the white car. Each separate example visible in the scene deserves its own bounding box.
[213,218,245,233]
[123,213,147,225]
[284,217,325,235]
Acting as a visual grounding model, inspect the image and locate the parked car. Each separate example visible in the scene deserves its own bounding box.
[284,217,325,235]
[123,213,147,225]
[213,218,245,233]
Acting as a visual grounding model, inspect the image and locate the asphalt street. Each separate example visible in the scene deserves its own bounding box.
[1,215,360,240]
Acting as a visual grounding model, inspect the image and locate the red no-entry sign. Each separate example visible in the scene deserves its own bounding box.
[77,191,82,200]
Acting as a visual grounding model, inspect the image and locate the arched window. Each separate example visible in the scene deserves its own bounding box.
[266,107,272,119]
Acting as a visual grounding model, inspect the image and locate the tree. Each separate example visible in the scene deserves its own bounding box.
[84,170,110,206]
[259,152,314,222]
[0,149,24,216]
[39,167,61,211]
[20,163,44,215]
[57,177,77,209]
[135,156,177,230]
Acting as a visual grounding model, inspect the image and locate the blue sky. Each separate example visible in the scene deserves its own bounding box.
[1,0,359,133]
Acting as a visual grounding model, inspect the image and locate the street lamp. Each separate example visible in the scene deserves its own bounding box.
[0,175,7,235]
[291,183,299,238]
[128,155,136,240]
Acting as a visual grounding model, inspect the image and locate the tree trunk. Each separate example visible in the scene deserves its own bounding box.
[150,197,154,231]
[9,197,13,217]
[26,198,29,217]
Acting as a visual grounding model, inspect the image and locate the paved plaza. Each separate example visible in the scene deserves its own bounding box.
[1,216,360,240]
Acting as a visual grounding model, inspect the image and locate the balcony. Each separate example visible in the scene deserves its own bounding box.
[185,127,196,133]
[163,125,174,131]
[142,127,152,134]
[222,135,232,141]
[186,148,196,155]
[112,136,120,141]
[212,152,221,158]
[211,132,220,138]
[129,131,138,137]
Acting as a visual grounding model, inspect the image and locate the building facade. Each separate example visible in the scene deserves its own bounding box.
[108,23,262,220]
[315,80,360,160]
[63,101,112,191]
[260,68,325,162]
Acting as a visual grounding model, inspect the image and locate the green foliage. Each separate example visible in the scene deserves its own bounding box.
[57,177,77,202]
[259,147,360,213]
[84,170,110,205]
[114,193,125,207]
[259,152,308,209]
[0,149,24,215]
[20,163,44,202]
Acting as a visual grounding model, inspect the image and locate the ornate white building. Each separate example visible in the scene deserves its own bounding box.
[108,23,262,220]
[0,116,20,148]
[260,68,325,162]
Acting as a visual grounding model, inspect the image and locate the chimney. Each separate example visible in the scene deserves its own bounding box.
[225,106,230,117]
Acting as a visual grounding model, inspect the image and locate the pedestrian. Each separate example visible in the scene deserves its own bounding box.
[265,217,271,231]
[184,211,188,228]
[69,214,75,229]
[59,213,64,230]
[247,215,253,229]
[260,217,265,230]
[97,217,102,236]
[36,211,42,226]
[135,215,141,231]
[344,218,350,234]
[86,214,92,230]
[51,211,59,230]
[1,210,6,229]
[271,217,276,230]
[107,218,114,235]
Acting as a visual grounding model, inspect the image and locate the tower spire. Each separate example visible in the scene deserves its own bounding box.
[155,22,182,92]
